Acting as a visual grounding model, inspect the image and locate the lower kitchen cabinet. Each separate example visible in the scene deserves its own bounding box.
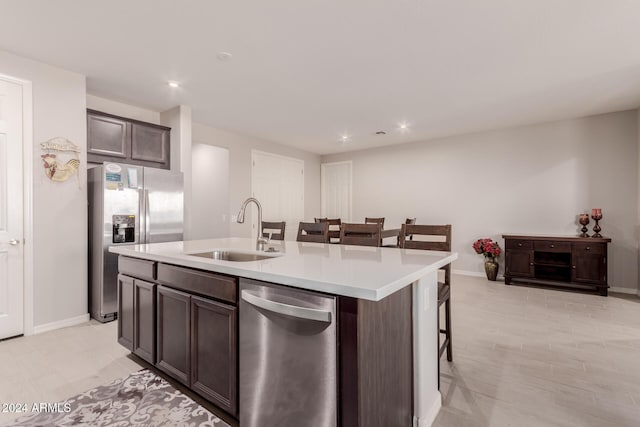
[156,285,191,386]
[155,285,238,416]
[118,275,157,363]
[117,274,134,351]
[133,280,156,364]
[191,295,238,415]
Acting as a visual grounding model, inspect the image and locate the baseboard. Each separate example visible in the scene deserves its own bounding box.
[32,313,90,335]
[609,287,639,295]
[453,269,504,280]
[414,392,442,427]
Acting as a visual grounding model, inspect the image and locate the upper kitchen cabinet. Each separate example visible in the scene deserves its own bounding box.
[87,109,171,169]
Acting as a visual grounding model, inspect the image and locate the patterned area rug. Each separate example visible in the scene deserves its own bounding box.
[4,369,229,427]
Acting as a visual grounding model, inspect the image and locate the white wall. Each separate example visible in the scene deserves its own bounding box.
[191,143,230,238]
[192,123,322,238]
[0,49,88,328]
[323,111,639,291]
[86,94,161,124]
[637,110,640,296]
[160,106,193,238]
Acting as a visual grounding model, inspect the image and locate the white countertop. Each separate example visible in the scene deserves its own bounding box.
[109,237,458,301]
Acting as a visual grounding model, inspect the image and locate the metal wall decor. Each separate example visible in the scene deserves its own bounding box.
[40,137,81,186]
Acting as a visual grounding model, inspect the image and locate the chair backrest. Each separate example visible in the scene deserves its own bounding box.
[340,223,381,247]
[404,218,416,240]
[297,221,329,243]
[399,224,452,285]
[365,217,385,229]
[315,217,341,226]
[262,221,286,241]
[316,218,342,242]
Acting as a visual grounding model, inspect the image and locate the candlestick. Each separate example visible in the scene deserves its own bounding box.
[579,214,589,237]
[591,209,603,238]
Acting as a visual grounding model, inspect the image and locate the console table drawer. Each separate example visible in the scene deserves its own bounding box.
[572,243,606,255]
[534,241,571,253]
[505,239,533,250]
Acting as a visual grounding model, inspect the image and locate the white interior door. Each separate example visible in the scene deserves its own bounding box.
[321,161,352,221]
[252,151,304,240]
[0,79,24,339]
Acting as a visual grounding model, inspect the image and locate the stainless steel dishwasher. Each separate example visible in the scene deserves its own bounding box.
[239,278,337,427]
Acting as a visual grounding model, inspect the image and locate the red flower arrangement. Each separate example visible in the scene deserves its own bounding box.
[472,238,502,259]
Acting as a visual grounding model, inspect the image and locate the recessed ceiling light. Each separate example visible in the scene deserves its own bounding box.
[340,134,350,143]
[217,52,233,61]
[167,81,180,88]
[399,122,409,130]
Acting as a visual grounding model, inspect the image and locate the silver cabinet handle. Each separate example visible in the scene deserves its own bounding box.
[241,290,332,323]
[8,239,19,246]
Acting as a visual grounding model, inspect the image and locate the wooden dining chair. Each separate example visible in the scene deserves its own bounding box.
[365,217,385,229]
[262,221,286,241]
[316,218,342,242]
[296,222,329,243]
[399,224,452,388]
[339,223,381,247]
[382,217,417,248]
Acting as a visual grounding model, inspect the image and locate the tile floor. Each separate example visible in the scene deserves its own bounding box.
[0,275,639,426]
[0,320,141,424]
[435,275,640,427]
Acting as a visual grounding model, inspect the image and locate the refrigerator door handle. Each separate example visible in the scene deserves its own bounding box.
[144,189,150,243]
[241,290,332,323]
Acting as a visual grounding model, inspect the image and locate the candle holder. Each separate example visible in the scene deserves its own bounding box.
[591,209,603,238]
[578,214,590,237]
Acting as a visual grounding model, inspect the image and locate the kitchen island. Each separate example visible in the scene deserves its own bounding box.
[110,237,457,427]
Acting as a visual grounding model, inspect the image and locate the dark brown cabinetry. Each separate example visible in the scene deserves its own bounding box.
[117,274,157,363]
[191,295,237,415]
[503,235,611,296]
[156,285,191,385]
[156,265,239,416]
[133,280,157,364]
[117,257,239,417]
[87,109,170,169]
[117,274,134,351]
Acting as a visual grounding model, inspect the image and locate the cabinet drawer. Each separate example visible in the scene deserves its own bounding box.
[572,243,606,255]
[534,241,570,253]
[157,263,237,304]
[119,256,156,281]
[505,239,533,250]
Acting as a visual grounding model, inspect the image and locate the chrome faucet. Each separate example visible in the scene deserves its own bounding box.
[237,197,269,251]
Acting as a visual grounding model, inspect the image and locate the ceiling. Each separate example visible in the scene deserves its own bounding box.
[2,0,640,155]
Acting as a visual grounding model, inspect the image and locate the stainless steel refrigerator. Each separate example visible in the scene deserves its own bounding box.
[88,162,183,322]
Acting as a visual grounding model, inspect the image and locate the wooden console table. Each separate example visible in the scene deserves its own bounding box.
[502,234,611,296]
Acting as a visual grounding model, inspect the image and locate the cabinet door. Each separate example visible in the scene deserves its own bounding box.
[191,296,238,415]
[133,280,157,364]
[117,274,134,351]
[505,250,534,277]
[572,254,606,284]
[131,123,170,168]
[87,112,129,160]
[156,285,191,386]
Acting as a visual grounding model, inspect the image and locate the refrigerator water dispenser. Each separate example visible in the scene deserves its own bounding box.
[112,215,136,243]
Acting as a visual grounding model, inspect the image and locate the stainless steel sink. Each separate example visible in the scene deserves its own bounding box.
[188,250,277,262]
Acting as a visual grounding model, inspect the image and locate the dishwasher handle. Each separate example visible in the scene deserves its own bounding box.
[241,290,332,323]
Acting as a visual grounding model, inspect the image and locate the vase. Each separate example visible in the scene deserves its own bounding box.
[484,259,499,281]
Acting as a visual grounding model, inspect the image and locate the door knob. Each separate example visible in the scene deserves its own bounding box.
[8,239,19,246]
